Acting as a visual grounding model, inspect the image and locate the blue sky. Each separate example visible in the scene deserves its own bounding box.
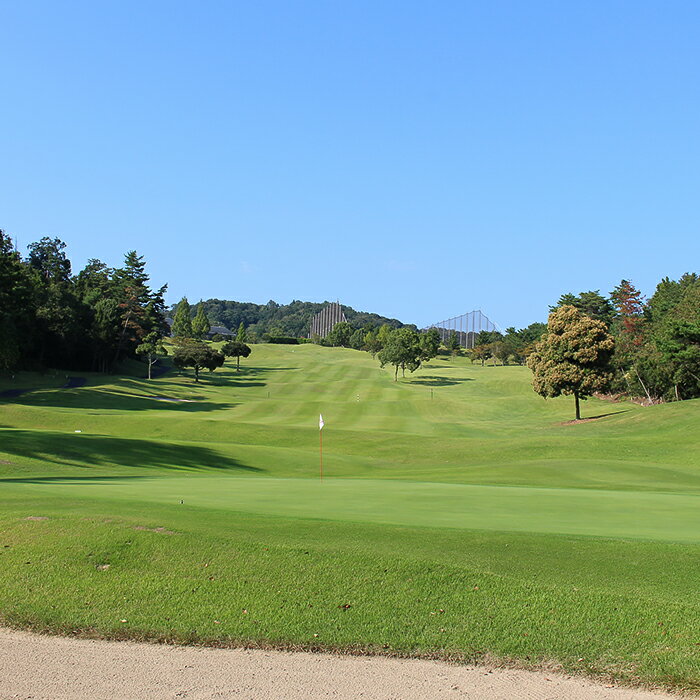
[1,1,698,329]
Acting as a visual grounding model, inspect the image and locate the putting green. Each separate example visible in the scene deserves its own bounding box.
[10,476,700,543]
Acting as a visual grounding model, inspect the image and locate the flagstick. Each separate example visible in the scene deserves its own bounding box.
[319,428,323,481]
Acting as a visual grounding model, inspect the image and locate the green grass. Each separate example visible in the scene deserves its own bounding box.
[0,344,698,692]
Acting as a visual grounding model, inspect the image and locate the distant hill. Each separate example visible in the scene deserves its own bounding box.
[167,299,415,338]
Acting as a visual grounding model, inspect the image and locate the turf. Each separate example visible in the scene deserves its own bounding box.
[0,344,698,692]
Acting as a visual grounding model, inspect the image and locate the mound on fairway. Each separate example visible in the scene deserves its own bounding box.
[0,344,698,693]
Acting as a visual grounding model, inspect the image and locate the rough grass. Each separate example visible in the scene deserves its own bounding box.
[0,344,698,693]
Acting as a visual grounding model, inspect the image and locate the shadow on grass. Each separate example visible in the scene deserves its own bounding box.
[586,410,631,419]
[0,475,150,484]
[0,429,261,474]
[408,375,475,387]
[1,363,294,409]
[559,410,631,424]
[6,388,238,413]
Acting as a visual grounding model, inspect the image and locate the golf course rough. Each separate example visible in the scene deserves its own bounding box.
[0,343,698,693]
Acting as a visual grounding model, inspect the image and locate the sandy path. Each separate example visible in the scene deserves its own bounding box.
[0,628,675,700]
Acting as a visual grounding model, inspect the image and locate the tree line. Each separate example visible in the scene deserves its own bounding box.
[170,298,412,341]
[2,230,696,402]
[527,275,700,418]
[169,298,252,382]
[0,231,167,373]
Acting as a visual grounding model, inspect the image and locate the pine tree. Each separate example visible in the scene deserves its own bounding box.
[192,303,210,340]
[172,298,193,338]
[236,322,247,342]
[111,251,167,364]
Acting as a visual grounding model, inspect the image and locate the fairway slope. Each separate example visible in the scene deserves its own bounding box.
[1,345,698,692]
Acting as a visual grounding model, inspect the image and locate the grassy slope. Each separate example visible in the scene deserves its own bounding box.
[0,344,698,691]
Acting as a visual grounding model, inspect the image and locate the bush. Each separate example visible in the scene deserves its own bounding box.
[267,336,299,344]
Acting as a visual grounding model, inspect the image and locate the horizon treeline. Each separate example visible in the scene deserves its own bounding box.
[168,299,412,340]
[0,231,167,373]
[1,231,697,402]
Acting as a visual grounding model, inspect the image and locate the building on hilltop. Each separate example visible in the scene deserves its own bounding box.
[309,302,346,339]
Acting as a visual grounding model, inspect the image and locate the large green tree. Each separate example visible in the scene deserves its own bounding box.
[172,339,224,382]
[527,305,615,420]
[221,340,252,372]
[378,328,422,381]
[419,328,441,362]
[326,321,353,348]
[26,237,81,367]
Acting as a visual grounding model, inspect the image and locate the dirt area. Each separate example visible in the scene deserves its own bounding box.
[0,627,677,700]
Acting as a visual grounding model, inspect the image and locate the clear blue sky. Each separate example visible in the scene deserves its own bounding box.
[1,1,698,329]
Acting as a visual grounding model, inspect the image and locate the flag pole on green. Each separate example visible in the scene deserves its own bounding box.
[319,414,324,481]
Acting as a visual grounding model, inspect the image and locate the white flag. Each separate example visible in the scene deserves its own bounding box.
[319,414,325,430]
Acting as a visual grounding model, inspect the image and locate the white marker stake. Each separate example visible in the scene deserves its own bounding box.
[319,414,324,481]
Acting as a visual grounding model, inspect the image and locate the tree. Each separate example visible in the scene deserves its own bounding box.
[0,231,36,370]
[378,328,422,381]
[111,251,167,364]
[349,328,365,350]
[654,284,700,400]
[326,321,353,347]
[221,340,252,372]
[136,331,168,380]
[502,328,525,365]
[611,280,645,340]
[172,297,193,338]
[172,339,224,382]
[236,322,247,342]
[192,303,210,340]
[27,237,71,282]
[377,324,393,348]
[419,328,441,362]
[446,330,461,356]
[26,237,81,367]
[490,340,509,365]
[364,329,382,356]
[527,305,615,420]
[471,344,492,366]
[551,290,615,327]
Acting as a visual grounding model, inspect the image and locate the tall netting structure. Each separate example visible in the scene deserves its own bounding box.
[426,310,498,349]
[309,302,347,338]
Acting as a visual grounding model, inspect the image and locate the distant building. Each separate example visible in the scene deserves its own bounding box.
[309,302,346,338]
[207,325,234,339]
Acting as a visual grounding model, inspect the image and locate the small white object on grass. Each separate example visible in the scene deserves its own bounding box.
[74,430,82,433]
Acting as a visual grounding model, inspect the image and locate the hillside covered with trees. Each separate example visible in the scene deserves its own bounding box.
[168,298,413,340]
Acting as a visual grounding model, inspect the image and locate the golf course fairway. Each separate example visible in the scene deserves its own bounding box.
[1,344,698,692]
